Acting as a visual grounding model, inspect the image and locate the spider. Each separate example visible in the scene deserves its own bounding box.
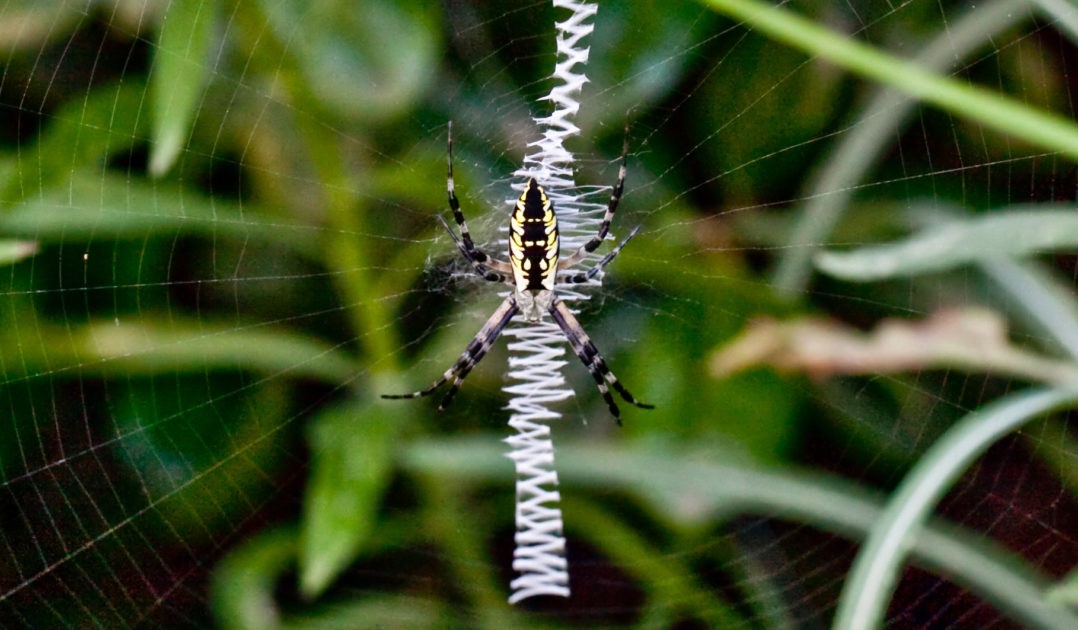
[383,123,653,424]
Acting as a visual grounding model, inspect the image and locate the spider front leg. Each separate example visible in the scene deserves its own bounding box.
[383,296,519,410]
[444,122,513,282]
[558,225,641,285]
[559,129,630,269]
[437,216,512,284]
[548,298,653,425]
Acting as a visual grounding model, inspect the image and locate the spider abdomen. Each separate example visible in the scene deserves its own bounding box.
[509,179,560,293]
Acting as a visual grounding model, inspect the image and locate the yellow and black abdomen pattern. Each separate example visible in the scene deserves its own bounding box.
[509,179,559,292]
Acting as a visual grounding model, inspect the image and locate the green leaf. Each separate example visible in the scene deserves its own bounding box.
[566,498,748,628]
[282,595,447,630]
[149,0,217,177]
[1047,569,1078,609]
[834,388,1078,630]
[698,0,1078,162]
[0,171,323,260]
[76,318,358,383]
[402,438,1078,630]
[0,239,37,266]
[815,209,1078,281]
[257,0,438,122]
[112,377,293,546]
[212,527,296,630]
[0,81,147,206]
[978,258,1078,361]
[770,0,1030,295]
[299,402,398,599]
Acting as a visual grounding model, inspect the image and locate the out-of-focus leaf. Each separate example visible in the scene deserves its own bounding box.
[567,499,748,628]
[404,438,1078,630]
[112,377,292,544]
[1047,569,1078,608]
[699,0,1078,161]
[0,81,147,206]
[0,171,323,259]
[149,0,217,177]
[212,527,296,630]
[580,3,716,131]
[815,209,1078,281]
[0,239,37,266]
[77,318,358,383]
[258,0,438,122]
[282,595,448,630]
[1029,0,1078,49]
[834,387,1078,630]
[619,300,802,462]
[0,1,84,50]
[299,402,398,599]
[710,307,1078,386]
[690,30,843,203]
[770,0,1031,295]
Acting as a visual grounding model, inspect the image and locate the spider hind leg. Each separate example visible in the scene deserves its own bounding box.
[549,298,653,425]
[382,296,519,411]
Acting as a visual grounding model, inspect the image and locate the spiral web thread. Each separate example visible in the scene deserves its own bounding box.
[503,0,604,604]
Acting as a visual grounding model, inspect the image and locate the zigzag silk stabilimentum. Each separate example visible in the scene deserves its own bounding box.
[503,0,605,604]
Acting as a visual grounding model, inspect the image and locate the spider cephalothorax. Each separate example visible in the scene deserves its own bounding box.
[383,123,652,424]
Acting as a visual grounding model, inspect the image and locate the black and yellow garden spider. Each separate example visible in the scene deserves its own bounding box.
[383,124,653,424]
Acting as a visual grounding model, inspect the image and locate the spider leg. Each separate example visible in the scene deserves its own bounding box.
[549,298,653,425]
[437,215,513,284]
[382,296,519,410]
[444,122,513,280]
[557,225,640,285]
[559,127,630,269]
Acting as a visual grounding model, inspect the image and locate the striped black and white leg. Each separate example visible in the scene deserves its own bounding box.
[437,215,513,284]
[445,122,513,279]
[558,225,641,285]
[559,130,630,269]
[383,296,520,410]
[549,298,653,425]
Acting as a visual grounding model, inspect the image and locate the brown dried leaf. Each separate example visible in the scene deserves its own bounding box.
[710,307,1078,386]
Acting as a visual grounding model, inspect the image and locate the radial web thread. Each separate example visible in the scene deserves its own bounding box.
[504,0,604,604]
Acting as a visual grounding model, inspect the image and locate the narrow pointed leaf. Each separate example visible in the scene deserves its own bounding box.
[816,209,1078,281]
[76,318,358,383]
[150,0,216,176]
[834,388,1078,629]
[698,0,1078,161]
[299,402,398,598]
[211,527,296,630]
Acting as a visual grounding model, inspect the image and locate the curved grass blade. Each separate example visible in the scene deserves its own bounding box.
[403,438,1078,629]
[212,527,296,630]
[815,208,1078,281]
[833,387,1078,630]
[698,0,1078,162]
[769,0,1029,294]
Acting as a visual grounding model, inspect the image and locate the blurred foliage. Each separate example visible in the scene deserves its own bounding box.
[0,0,1076,628]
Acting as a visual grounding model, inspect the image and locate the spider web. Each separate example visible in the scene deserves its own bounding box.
[1,0,1077,628]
